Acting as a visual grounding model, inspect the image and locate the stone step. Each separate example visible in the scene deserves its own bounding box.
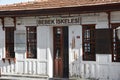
[49,78,70,80]
[49,78,89,80]
[0,76,90,80]
[0,77,47,80]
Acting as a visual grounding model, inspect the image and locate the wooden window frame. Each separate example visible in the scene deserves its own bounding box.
[82,24,96,61]
[26,26,37,59]
[111,23,120,62]
[5,27,15,58]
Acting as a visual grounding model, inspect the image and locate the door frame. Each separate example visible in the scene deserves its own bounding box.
[53,26,69,78]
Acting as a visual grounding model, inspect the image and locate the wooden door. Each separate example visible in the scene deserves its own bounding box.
[53,27,69,78]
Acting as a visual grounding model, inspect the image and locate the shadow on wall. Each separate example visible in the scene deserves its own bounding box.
[69,30,83,79]
[69,43,96,79]
[0,59,16,73]
[69,54,81,78]
[0,59,15,66]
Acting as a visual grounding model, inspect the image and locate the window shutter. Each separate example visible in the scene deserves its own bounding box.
[95,29,112,54]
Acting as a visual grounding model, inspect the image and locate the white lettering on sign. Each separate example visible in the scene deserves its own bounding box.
[37,17,81,26]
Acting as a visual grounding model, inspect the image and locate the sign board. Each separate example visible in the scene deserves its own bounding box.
[37,17,81,26]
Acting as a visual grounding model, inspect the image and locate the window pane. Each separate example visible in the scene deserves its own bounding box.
[27,27,37,59]
[28,33,36,39]
[112,25,120,62]
[82,25,95,61]
[5,27,15,58]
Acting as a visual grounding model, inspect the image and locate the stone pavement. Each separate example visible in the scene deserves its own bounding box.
[0,76,91,80]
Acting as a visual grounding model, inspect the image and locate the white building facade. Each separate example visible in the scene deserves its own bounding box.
[0,1,120,80]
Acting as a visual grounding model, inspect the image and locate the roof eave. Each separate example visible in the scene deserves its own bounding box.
[0,2,120,17]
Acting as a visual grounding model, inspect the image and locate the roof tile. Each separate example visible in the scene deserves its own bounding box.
[0,0,120,11]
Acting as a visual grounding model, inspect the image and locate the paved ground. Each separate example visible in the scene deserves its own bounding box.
[0,76,90,80]
[0,76,47,80]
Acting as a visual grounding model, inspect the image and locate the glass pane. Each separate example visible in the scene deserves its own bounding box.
[116,27,120,40]
[5,27,15,58]
[27,27,37,58]
[28,44,37,58]
[83,25,95,61]
[56,48,60,59]
[57,28,61,34]
[84,30,90,38]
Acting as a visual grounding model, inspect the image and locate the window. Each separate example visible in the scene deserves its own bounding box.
[82,25,95,61]
[112,24,120,62]
[26,27,37,58]
[5,27,15,58]
[95,29,112,54]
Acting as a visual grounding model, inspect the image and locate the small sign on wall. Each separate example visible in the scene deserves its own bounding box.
[76,36,80,39]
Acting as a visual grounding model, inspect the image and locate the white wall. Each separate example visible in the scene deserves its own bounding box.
[37,26,48,75]
[69,25,82,77]
[69,11,120,80]
[0,17,50,77]
[47,26,53,78]
[0,26,5,59]
[0,11,120,80]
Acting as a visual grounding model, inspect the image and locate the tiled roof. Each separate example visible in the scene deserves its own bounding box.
[0,0,120,11]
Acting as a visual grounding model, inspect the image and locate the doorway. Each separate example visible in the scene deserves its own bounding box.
[53,26,69,78]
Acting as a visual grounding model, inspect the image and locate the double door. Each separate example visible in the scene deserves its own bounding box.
[53,27,69,78]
